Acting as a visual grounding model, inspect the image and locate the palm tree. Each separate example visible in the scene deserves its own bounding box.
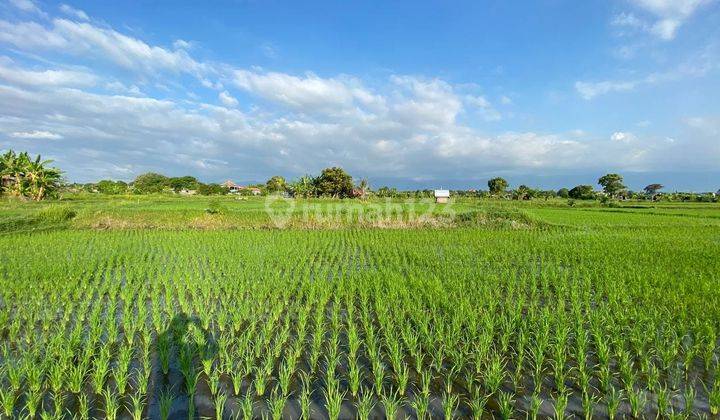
[0,150,63,200]
[0,150,30,197]
[290,175,316,198]
[25,155,63,201]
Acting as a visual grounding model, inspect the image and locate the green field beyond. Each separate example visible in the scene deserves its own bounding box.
[0,196,719,418]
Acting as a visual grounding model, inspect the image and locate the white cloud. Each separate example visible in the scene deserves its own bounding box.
[218,90,238,107]
[58,4,89,21]
[8,0,45,16]
[611,131,635,142]
[0,60,98,87]
[173,39,192,50]
[465,95,502,121]
[9,130,63,139]
[625,0,712,40]
[233,70,385,113]
[0,18,207,75]
[575,47,719,99]
[575,80,637,100]
[611,12,647,29]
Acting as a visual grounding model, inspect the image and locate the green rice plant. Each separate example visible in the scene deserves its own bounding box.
[66,363,87,394]
[323,380,345,420]
[442,390,459,419]
[348,356,362,397]
[553,392,568,420]
[214,391,228,420]
[23,359,43,393]
[5,364,22,394]
[466,389,488,419]
[380,390,403,420]
[708,380,720,416]
[103,387,120,420]
[75,391,90,420]
[240,388,255,420]
[627,387,646,418]
[484,355,506,396]
[372,358,385,396]
[395,362,410,396]
[157,333,171,376]
[356,389,375,420]
[51,391,65,419]
[411,392,430,420]
[0,387,16,417]
[606,388,623,420]
[581,391,599,420]
[266,387,287,420]
[683,384,696,416]
[209,368,221,397]
[299,374,312,420]
[91,349,111,393]
[497,390,515,420]
[656,384,673,418]
[254,366,268,397]
[186,371,200,418]
[132,367,150,395]
[159,387,174,420]
[127,391,145,420]
[278,360,294,397]
[527,393,542,420]
[47,362,65,395]
[647,364,660,393]
[598,363,613,394]
[24,388,42,418]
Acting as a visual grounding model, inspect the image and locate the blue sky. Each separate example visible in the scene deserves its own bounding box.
[0,0,719,191]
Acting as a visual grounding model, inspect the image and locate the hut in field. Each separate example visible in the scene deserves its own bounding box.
[434,189,450,204]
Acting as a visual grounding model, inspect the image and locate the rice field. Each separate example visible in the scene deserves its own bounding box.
[0,198,719,419]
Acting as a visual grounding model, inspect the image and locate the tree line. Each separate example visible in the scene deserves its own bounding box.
[3,149,718,202]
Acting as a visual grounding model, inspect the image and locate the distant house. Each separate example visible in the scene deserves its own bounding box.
[434,189,450,204]
[223,180,262,196]
[222,180,242,193]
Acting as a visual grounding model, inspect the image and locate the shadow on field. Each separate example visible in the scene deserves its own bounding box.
[148,313,217,419]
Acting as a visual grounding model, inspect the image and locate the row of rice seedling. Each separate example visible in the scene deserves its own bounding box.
[0,220,718,418]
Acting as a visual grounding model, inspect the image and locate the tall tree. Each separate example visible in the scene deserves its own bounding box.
[598,173,626,198]
[289,175,316,198]
[132,172,169,194]
[167,176,199,192]
[314,167,353,198]
[569,185,595,200]
[643,183,663,199]
[0,150,31,197]
[488,177,509,195]
[266,176,288,193]
[24,155,63,201]
[1,150,63,200]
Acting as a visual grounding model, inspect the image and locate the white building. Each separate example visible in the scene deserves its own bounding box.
[434,189,450,203]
